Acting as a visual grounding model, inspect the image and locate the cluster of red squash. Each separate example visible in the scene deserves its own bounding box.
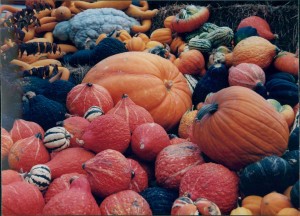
[1,1,299,216]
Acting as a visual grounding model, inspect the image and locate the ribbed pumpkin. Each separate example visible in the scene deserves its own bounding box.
[150,28,173,44]
[191,86,289,170]
[1,128,14,160]
[134,33,150,44]
[178,109,198,139]
[155,142,205,189]
[273,51,299,76]
[228,63,266,89]
[164,16,175,29]
[225,36,279,69]
[100,190,152,215]
[82,52,192,131]
[145,41,164,49]
[128,158,148,193]
[131,123,171,161]
[179,163,239,214]
[10,119,44,143]
[174,50,206,76]
[79,114,131,153]
[66,83,114,116]
[277,208,300,216]
[126,37,146,51]
[8,133,50,172]
[241,195,262,215]
[2,169,23,185]
[170,36,185,54]
[260,192,293,215]
[107,94,154,132]
[82,149,131,198]
[115,29,132,42]
[237,16,278,40]
[45,147,95,179]
[57,116,90,148]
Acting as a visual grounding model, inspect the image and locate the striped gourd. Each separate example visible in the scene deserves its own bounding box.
[205,27,234,48]
[84,106,104,122]
[43,127,71,152]
[184,23,219,42]
[188,37,212,53]
[184,74,199,94]
[24,164,51,191]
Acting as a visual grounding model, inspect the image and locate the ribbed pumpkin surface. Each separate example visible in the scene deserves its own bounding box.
[191,86,289,170]
[82,52,192,131]
[128,159,148,193]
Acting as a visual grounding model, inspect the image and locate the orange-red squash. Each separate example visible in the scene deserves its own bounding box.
[191,86,289,170]
[273,51,299,76]
[10,119,44,143]
[82,52,192,131]
[1,128,13,160]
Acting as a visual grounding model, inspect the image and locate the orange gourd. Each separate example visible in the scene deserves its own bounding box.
[145,41,164,49]
[191,86,289,170]
[150,28,173,44]
[274,51,299,76]
[164,16,175,29]
[10,119,44,143]
[260,192,293,215]
[1,128,14,160]
[82,52,192,131]
[54,6,72,21]
[95,33,107,45]
[2,170,23,185]
[242,195,262,215]
[277,208,300,216]
[178,109,198,139]
[126,37,146,51]
[230,207,252,215]
[115,30,132,42]
[170,36,185,54]
[134,33,150,44]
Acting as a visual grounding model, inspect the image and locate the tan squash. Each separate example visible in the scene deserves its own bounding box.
[126,37,145,51]
[242,195,262,215]
[261,192,293,215]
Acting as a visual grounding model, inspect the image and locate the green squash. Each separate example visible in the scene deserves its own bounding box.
[282,150,299,183]
[290,180,299,209]
[288,127,299,151]
[234,26,258,45]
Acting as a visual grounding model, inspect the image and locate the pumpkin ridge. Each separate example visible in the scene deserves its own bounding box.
[234,65,263,85]
[68,85,87,107]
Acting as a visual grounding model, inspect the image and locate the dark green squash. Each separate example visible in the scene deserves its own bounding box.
[140,187,178,215]
[192,63,229,105]
[239,155,295,196]
[234,26,258,45]
[42,80,75,104]
[267,72,297,83]
[22,91,67,130]
[288,127,299,151]
[282,150,299,183]
[290,180,299,209]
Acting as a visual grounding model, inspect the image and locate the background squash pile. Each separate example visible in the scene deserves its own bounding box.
[0,0,299,216]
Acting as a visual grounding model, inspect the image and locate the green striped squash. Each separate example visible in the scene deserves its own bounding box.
[188,38,212,53]
[84,106,104,122]
[205,27,234,48]
[24,164,51,191]
[43,127,71,152]
[184,23,219,42]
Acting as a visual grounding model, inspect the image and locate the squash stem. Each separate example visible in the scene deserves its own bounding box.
[196,103,218,121]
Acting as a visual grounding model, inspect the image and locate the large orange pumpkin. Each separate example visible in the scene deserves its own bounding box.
[191,86,289,170]
[82,52,192,131]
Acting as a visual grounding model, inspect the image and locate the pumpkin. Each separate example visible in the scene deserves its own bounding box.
[44,172,86,203]
[241,195,262,215]
[100,190,152,215]
[273,52,299,76]
[115,29,132,42]
[140,186,178,215]
[42,80,75,105]
[83,106,104,122]
[237,16,278,40]
[79,114,131,153]
[267,99,295,127]
[54,6,72,21]
[191,86,289,170]
[2,170,23,185]
[134,33,150,43]
[82,149,131,198]
[288,127,299,151]
[290,180,299,209]
[179,163,239,213]
[228,63,266,89]
[178,109,198,139]
[234,26,258,45]
[150,28,173,44]
[282,150,299,182]
[131,123,171,161]
[170,36,185,54]
[82,52,192,131]
[155,142,205,189]
[126,37,146,51]
[107,94,154,132]
[66,83,114,116]
[24,164,51,191]
[261,192,293,215]
[224,36,279,69]
[174,50,206,76]
[8,133,50,172]
[239,156,295,196]
[2,181,45,215]
[43,127,72,152]
[1,128,14,160]
[22,91,66,130]
[146,45,172,60]
[45,147,95,179]
[164,16,175,29]
[145,41,164,49]
[171,5,210,33]
[43,176,101,215]
[57,116,90,147]
[171,196,221,215]
[230,207,252,215]
[277,208,300,216]
[95,33,107,44]
[128,158,148,193]
[9,119,44,143]
[192,63,229,105]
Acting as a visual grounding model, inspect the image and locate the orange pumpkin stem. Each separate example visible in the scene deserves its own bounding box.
[196,103,218,121]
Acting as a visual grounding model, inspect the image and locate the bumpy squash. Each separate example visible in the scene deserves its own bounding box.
[273,51,299,76]
[242,195,262,215]
[82,52,192,131]
[150,28,173,44]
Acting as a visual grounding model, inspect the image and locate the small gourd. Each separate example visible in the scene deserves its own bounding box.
[43,127,72,152]
[24,164,51,191]
[126,37,145,51]
[84,106,104,122]
[150,28,173,44]
[234,26,258,45]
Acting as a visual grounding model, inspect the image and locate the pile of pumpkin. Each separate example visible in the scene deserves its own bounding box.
[1,1,299,215]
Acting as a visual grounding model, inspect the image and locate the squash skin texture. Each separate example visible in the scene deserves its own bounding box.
[82,52,192,131]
